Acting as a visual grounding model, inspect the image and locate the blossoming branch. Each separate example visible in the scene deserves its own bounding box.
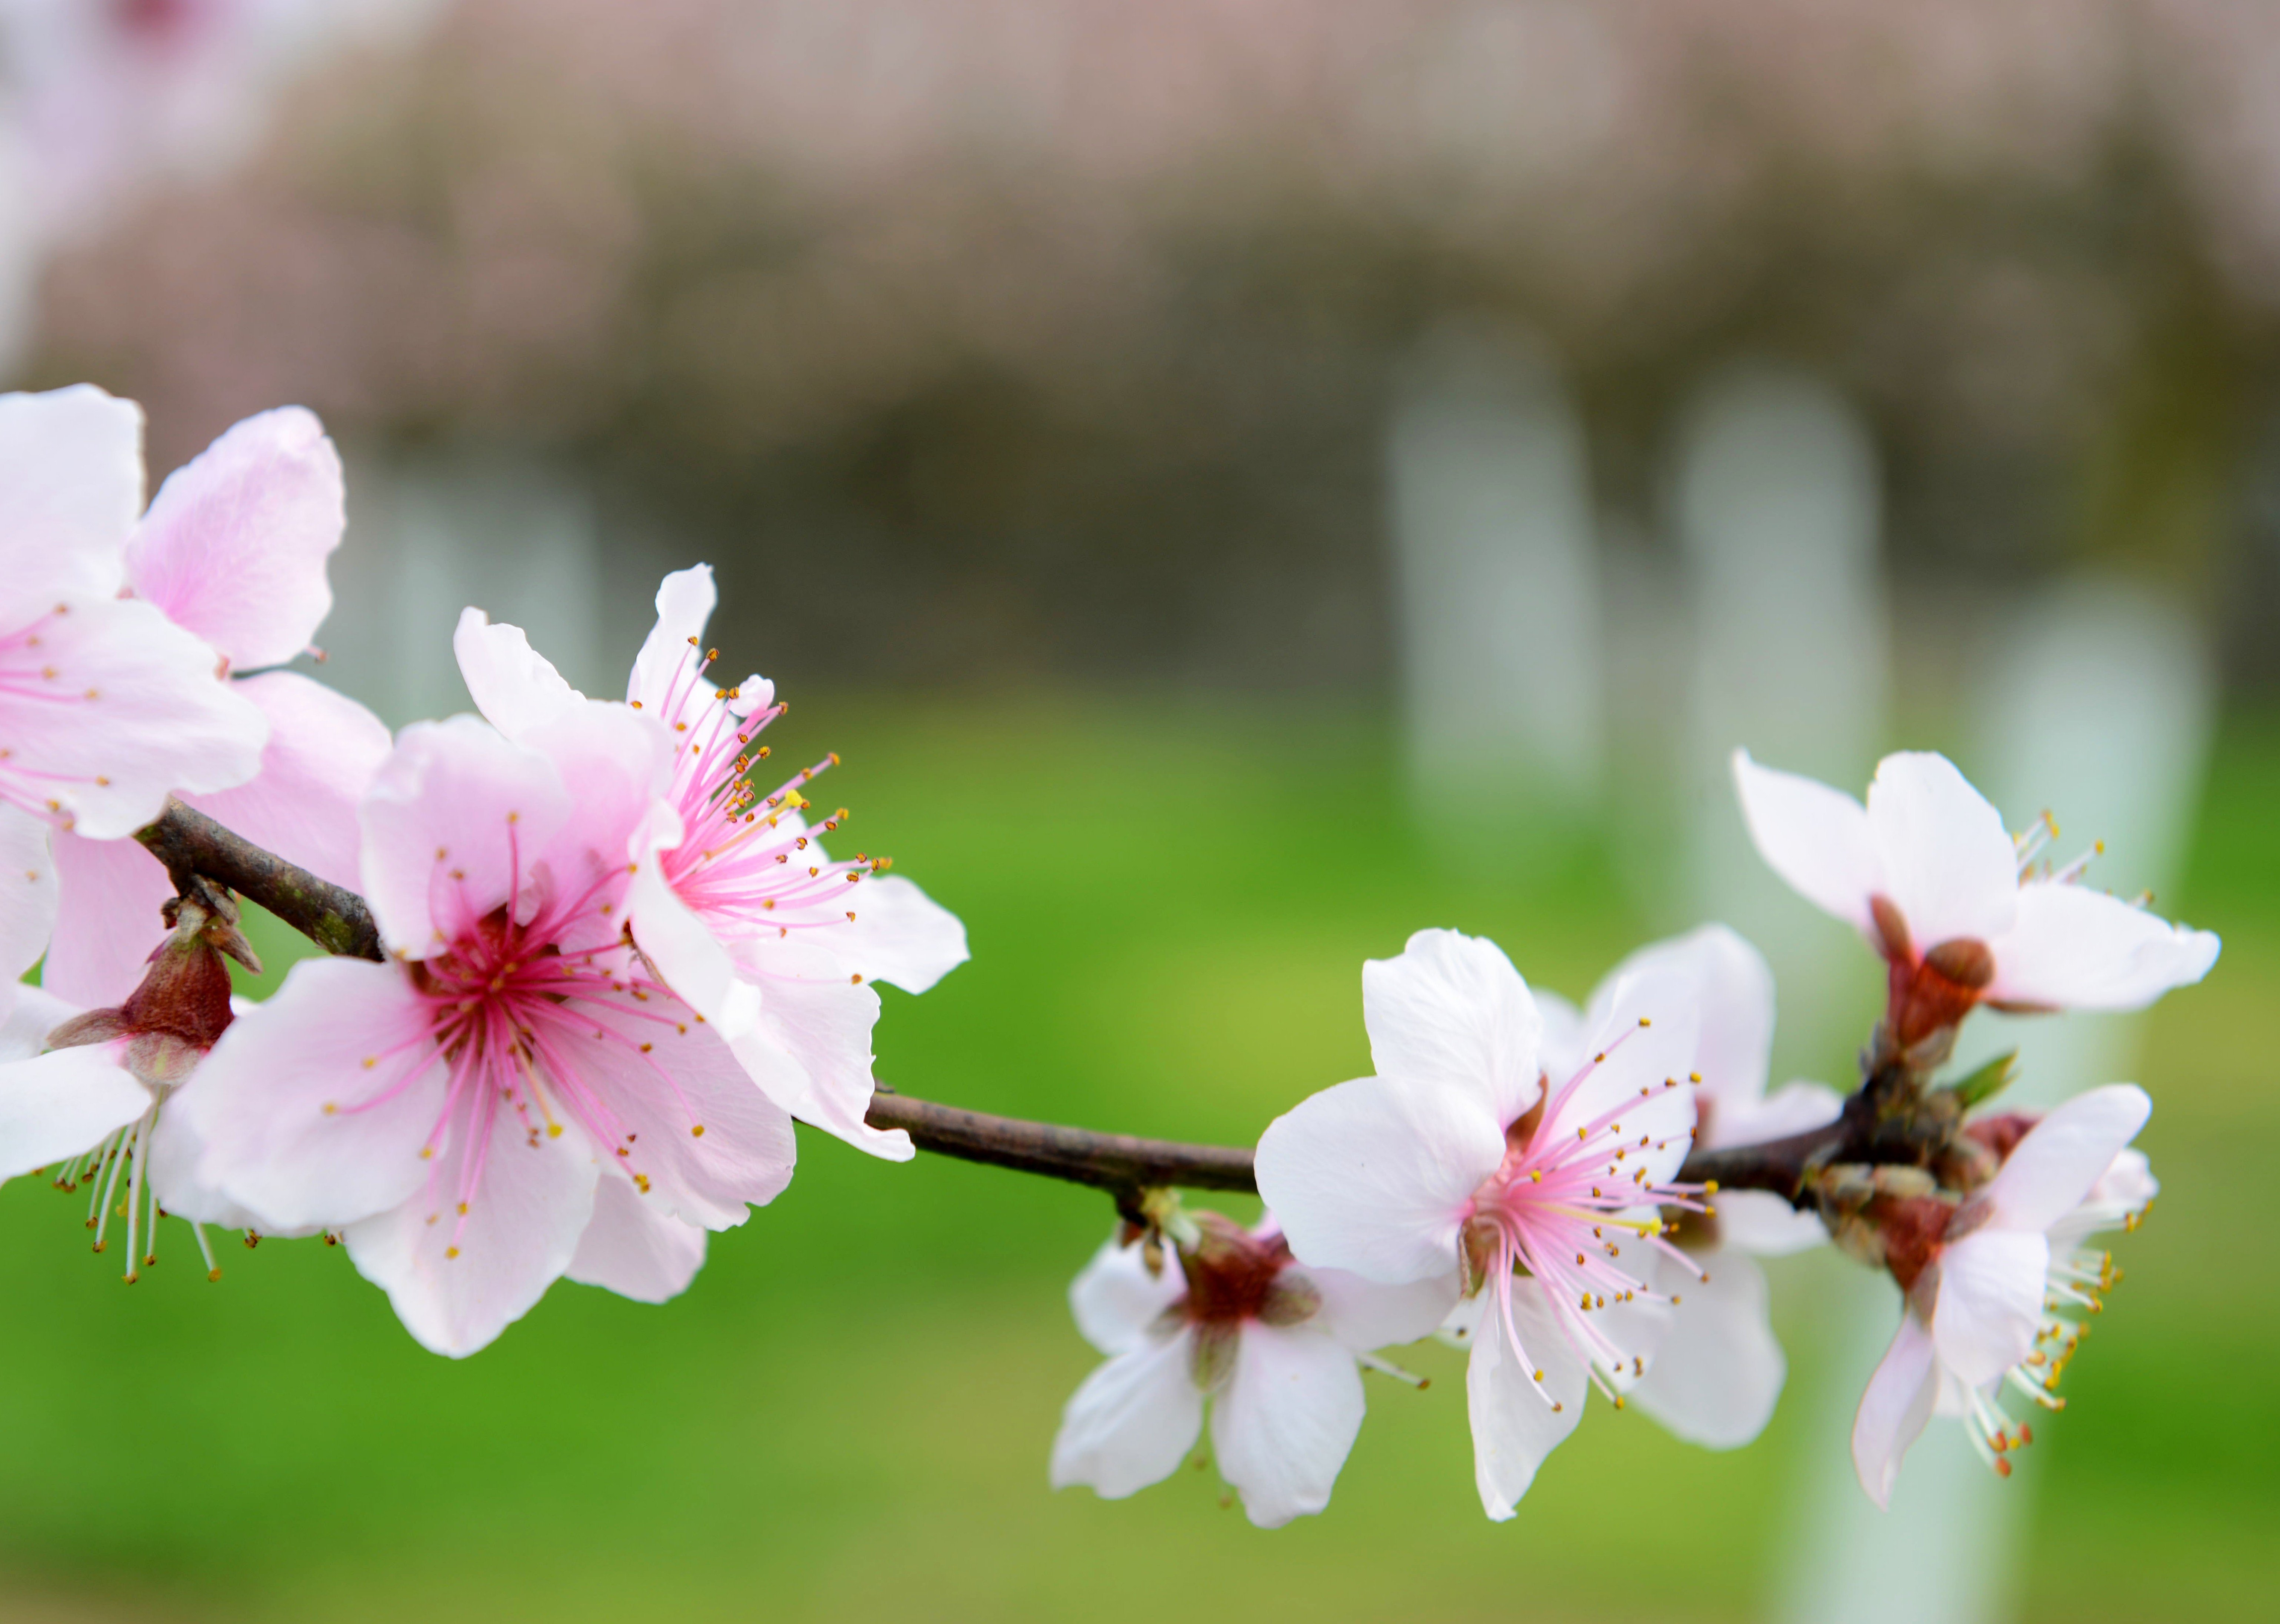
[0,384,2221,1530]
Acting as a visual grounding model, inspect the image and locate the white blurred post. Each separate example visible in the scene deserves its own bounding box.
[1676,364,1889,1066]
[1386,323,1603,830]
[324,448,606,728]
[1777,579,2216,1624]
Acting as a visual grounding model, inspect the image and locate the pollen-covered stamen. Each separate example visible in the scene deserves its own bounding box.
[1462,1023,1703,1407]
[1969,1222,2133,1482]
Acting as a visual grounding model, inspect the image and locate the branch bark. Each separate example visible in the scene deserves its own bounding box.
[133,799,1870,1212]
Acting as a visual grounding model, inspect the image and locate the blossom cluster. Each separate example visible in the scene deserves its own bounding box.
[0,383,2223,1530]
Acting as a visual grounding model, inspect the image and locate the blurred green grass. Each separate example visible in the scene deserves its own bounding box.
[0,698,2269,1623]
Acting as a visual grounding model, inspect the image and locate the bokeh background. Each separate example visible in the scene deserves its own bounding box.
[3,3,2276,1620]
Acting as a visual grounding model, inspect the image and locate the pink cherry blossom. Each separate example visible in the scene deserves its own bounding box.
[455,564,966,1161]
[42,400,389,1008]
[169,706,797,1356]
[1851,1083,2152,1507]
[1254,928,1704,1519]
[0,385,267,849]
[1536,924,1841,1450]
[1734,749,2220,1049]
[1050,1214,1453,1528]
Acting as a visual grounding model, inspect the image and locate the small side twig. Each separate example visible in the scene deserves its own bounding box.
[137,798,383,963]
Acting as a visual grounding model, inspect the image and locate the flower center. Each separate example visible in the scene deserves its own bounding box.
[1461,1031,1706,1409]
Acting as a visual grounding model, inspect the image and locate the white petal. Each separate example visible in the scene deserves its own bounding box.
[1049,1331,1204,1500]
[1977,1083,2151,1235]
[1254,1075,1504,1286]
[1362,929,1543,1125]
[1931,1229,2049,1388]
[1852,1313,1939,1510]
[357,717,571,959]
[1211,1323,1366,1528]
[1630,1252,1784,1449]
[1532,989,1586,1085]
[1587,925,1775,1116]
[1307,1262,1461,1351]
[0,803,58,988]
[1865,751,2019,946]
[2050,1148,2158,1250]
[1548,964,1700,1186]
[831,874,968,993]
[726,977,910,1162]
[1987,882,2220,1011]
[1717,1079,1846,1147]
[0,385,141,615]
[124,406,344,670]
[0,984,74,1061]
[1465,1277,1587,1520]
[176,956,447,1232]
[144,1097,293,1234]
[627,565,720,720]
[0,594,267,838]
[453,607,587,741]
[1714,1189,1829,1256]
[343,1097,600,1358]
[565,1172,709,1304]
[1731,748,1881,936]
[0,1043,150,1180]
[1070,1234,1188,1357]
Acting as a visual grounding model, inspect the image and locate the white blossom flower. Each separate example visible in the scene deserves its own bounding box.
[1851,1083,2152,1507]
[1254,929,1704,1519]
[1733,749,2219,1049]
[1534,924,1840,1450]
[455,565,965,1160]
[1050,1214,1453,1528]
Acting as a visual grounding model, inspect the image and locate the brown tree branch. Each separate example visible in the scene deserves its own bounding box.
[132,799,1877,1213]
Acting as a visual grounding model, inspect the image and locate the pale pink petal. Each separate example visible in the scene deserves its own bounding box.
[2049,1148,2158,1251]
[625,808,763,1038]
[343,1098,601,1357]
[1629,1252,1784,1449]
[1255,1075,1505,1286]
[358,717,570,958]
[1049,1330,1204,1500]
[1977,1083,2151,1235]
[49,670,390,1005]
[42,826,169,1006]
[830,873,968,993]
[1307,1262,1460,1351]
[454,607,588,741]
[1931,1229,2050,1388]
[176,956,448,1232]
[1853,1313,1940,1510]
[726,976,910,1161]
[518,700,673,945]
[570,986,798,1231]
[0,385,140,613]
[144,1097,301,1234]
[1070,1234,1187,1357]
[123,406,343,669]
[1211,1323,1366,1528]
[0,1043,150,1179]
[1987,883,2220,1011]
[1732,749,1882,937]
[0,803,58,988]
[1594,925,1775,1114]
[1714,1190,1830,1256]
[1865,751,2019,946]
[0,594,266,838]
[0,984,74,1060]
[1466,1276,1587,1520]
[1361,929,1543,1126]
[565,1172,709,1304]
[627,564,720,720]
